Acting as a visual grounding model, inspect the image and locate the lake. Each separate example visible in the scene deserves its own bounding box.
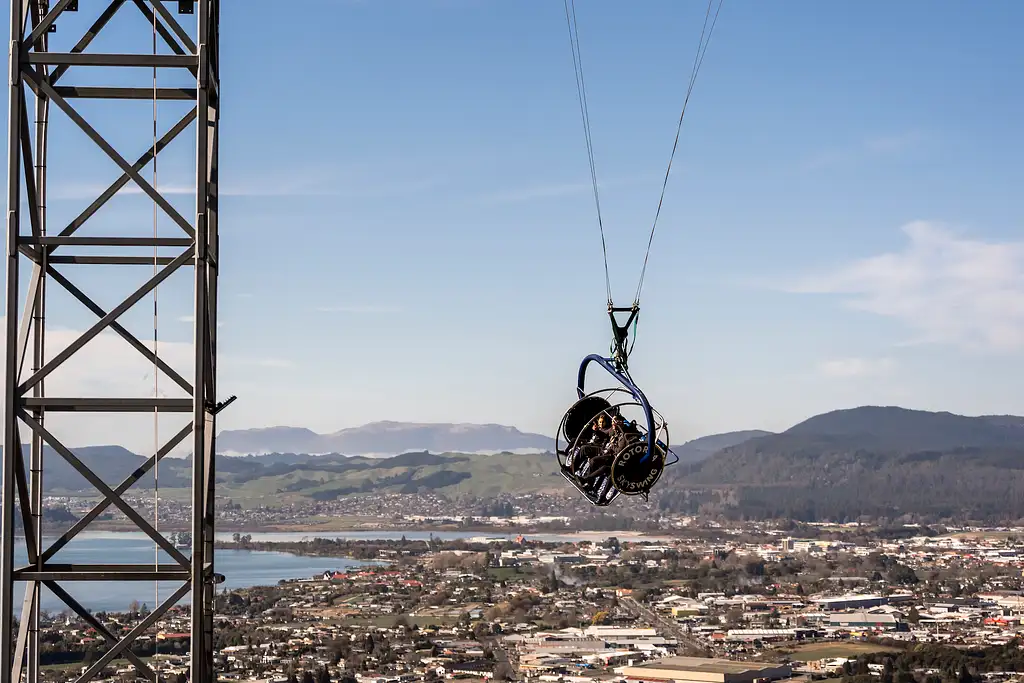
[12,533,368,613]
[12,528,670,613]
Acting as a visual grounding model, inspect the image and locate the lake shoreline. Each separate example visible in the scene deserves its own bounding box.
[12,538,372,613]
[20,525,672,540]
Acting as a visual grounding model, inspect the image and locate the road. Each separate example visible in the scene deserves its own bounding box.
[620,596,707,656]
[485,634,518,681]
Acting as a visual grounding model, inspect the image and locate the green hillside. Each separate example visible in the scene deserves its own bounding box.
[24,406,1024,523]
[214,451,562,503]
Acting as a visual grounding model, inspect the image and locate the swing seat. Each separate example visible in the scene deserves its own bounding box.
[555,354,677,506]
[559,458,620,507]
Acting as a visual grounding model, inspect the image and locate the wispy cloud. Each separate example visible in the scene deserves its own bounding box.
[863,131,927,154]
[0,320,195,404]
[800,130,929,171]
[818,357,895,378]
[470,174,659,205]
[473,182,592,205]
[220,175,442,199]
[177,315,222,327]
[0,319,294,451]
[48,164,444,201]
[47,182,194,201]
[233,358,294,369]
[784,221,1024,351]
[314,305,402,314]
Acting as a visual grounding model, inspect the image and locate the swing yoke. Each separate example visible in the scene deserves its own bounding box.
[608,303,638,373]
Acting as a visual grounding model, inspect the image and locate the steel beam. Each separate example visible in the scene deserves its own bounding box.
[2,2,221,682]
[21,397,194,411]
[193,4,220,682]
[1,2,27,681]
[24,52,198,67]
[53,85,199,99]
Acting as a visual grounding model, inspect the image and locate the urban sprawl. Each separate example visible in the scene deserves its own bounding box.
[28,498,1024,683]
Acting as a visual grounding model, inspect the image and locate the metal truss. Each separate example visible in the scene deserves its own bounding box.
[1,2,221,682]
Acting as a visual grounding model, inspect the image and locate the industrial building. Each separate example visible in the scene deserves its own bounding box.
[812,593,914,610]
[621,656,793,683]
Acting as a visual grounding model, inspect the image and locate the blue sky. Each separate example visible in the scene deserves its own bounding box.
[3,0,1023,451]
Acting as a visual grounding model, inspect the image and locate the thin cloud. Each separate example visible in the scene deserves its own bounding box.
[474,182,592,205]
[471,173,660,205]
[818,357,894,378]
[801,130,929,171]
[47,182,195,201]
[864,131,927,154]
[0,321,194,399]
[48,165,443,201]
[236,358,294,369]
[0,319,293,452]
[177,315,222,328]
[314,305,402,314]
[785,221,1024,351]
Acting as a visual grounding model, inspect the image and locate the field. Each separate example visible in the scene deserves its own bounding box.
[487,567,527,581]
[212,452,564,503]
[784,641,902,661]
[941,531,1022,541]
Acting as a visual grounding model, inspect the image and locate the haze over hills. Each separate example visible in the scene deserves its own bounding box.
[671,430,773,464]
[662,406,1024,523]
[0,445,189,492]
[7,422,771,495]
[14,406,1024,523]
[216,421,555,456]
[215,420,769,460]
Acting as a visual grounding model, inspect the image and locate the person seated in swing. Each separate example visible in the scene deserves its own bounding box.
[570,413,612,473]
[584,412,647,481]
[581,411,626,481]
[615,414,642,444]
[584,413,612,445]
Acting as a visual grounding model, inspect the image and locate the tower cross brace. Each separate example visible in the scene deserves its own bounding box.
[1,2,221,682]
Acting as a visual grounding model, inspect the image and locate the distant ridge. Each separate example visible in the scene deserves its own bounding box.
[216,420,555,457]
[784,405,1024,450]
[670,429,773,464]
[218,421,776,460]
[20,405,1024,522]
[666,405,1024,522]
[0,444,186,492]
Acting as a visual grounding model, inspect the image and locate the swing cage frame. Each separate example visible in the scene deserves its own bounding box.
[555,354,677,506]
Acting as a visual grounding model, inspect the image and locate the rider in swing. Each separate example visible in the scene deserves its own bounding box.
[581,410,641,482]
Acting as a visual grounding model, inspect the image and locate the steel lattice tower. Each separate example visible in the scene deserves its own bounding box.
[1,2,221,682]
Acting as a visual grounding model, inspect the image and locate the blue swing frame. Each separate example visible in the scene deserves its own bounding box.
[556,304,677,505]
[576,354,671,466]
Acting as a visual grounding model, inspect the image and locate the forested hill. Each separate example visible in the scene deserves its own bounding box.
[13,405,1024,523]
[671,430,773,463]
[662,406,1024,523]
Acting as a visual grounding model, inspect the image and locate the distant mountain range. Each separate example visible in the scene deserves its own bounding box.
[0,421,767,493]
[13,406,1024,523]
[215,421,772,460]
[215,421,555,457]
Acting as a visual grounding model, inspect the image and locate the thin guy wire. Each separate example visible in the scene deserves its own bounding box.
[564,0,612,304]
[634,0,724,304]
